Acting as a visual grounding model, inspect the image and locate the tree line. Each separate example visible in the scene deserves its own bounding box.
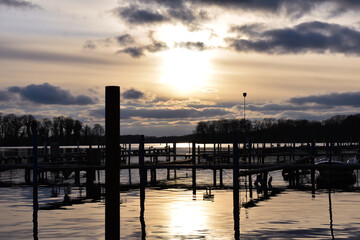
[0,113,104,146]
[193,114,360,143]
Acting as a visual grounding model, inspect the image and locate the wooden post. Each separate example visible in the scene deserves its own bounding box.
[173,142,176,161]
[139,135,146,240]
[213,169,217,187]
[263,171,268,198]
[75,170,80,185]
[105,86,120,240]
[220,169,223,187]
[192,141,196,195]
[248,141,253,199]
[197,145,200,163]
[311,142,315,196]
[233,134,240,240]
[32,127,38,240]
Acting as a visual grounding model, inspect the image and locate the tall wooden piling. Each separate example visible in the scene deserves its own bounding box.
[32,128,38,240]
[248,141,253,199]
[310,142,315,196]
[139,135,146,240]
[213,169,217,187]
[233,135,240,240]
[192,141,196,195]
[220,169,223,187]
[105,86,120,240]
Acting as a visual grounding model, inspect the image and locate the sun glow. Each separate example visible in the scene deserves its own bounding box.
[161,48,212,94]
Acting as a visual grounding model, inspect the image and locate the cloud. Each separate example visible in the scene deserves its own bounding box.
[112,2,209,28]
[175,41,207,51]
[116,35,168,58]
[112,5,169,25]
[0,0,40,9]
[116,34,135,45]
[122,88,145,100]
[227,21,360,55]
[289,92,360,107]
[10,83,97,105]
[117,47,145,58]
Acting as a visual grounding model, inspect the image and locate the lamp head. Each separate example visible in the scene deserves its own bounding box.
[243,92,247,97]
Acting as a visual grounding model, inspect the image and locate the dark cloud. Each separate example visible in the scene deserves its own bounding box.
[289,92,360,107]
[176,41,207,51]
[227,21,360,55]
[0,0,40,9]
[8,86,21,93]
[123,88,145,100]
[230,23,265,37]
[116,47,145,58]
[113,2,209,28]
[116,38,168,58]
[116,34,134,45]
[10,83,97,105]
[113,5,169,25]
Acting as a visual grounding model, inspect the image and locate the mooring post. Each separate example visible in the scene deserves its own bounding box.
[213,169,217,187]
[197,145,201,163]
[32,126,38,240]
[128,143,132,185]
[263,171,268,198]
[311,142,315,196]
[75,170,80,185]
[233,134,240,240]
[220,169,223,187]
[105,86,120,240]
[192,141,196,195]
[248,140,253,199]
[139,135,146,240]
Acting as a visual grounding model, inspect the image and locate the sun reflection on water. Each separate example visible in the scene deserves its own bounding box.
[168,195,209,238]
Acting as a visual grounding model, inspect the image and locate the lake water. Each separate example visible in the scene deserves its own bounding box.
[1,144,360,239]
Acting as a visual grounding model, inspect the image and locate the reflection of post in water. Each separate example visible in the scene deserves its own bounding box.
[139,135,146,240]
[32,127,38,240]
[328,189,335,239]
[233,134,240,240]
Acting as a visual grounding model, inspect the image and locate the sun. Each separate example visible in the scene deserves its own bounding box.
[161,48,211,94]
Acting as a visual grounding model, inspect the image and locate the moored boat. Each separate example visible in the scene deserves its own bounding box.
[315,157,357,187]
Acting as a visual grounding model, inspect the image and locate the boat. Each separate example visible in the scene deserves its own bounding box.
[315,157,357,187]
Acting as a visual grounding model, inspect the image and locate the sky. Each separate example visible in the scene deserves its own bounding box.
[1,0,360,136]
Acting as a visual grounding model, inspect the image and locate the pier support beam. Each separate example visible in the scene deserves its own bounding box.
[139,135,146,239]
[213,169,217,187]
[32,126,38,240]
[105,86,120,240]
[248,141,253,199]
[192,141,196,195]
[220,169,223,187]
[75,170,80,185]
[233,135,240,240]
